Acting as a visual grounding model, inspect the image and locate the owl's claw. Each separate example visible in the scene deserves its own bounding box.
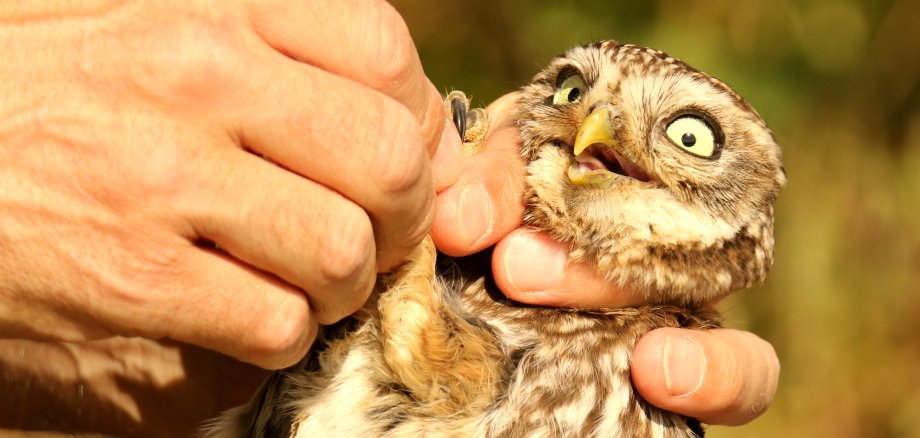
[450,94,467,141]
[445,90,490,158]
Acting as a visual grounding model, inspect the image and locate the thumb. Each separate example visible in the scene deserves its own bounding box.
[491,229,645,308]
[631,328,780,425]
[431,92,526,256]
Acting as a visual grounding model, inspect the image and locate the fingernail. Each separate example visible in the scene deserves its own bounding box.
[663,334,707,397]
[432,118,462,190]
[502,231,566,293]
[457,182,492,246]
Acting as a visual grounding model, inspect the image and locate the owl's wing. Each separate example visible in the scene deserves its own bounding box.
[198,323,347,438]
[240,354,308,438]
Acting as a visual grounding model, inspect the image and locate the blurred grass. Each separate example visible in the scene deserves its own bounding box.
[391,0,920,436]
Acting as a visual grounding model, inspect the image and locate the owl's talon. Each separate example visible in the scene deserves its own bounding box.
[450,94,468,141]
[445,90,490,158]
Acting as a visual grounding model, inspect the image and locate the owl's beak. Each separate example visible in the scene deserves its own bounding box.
[573,107,615,156]
[569,107,617,187]
[569,106,652,186]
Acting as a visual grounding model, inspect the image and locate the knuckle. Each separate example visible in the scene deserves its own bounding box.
[369,106,428,196]
[248,300,313,363]
[128,125,192,201]
[131,18,250,105]
[367,2,416,91]
[314,273,375,325]
[378,195,435,272]
[103,235,185,307]
[88,233,190,337]
[419,85,447,153]
[317,208,375,286]
[368,121,435,271]
[395,191,436,252]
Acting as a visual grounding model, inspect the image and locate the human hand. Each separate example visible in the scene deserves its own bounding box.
[430,92,780,426]
[0,0,448,369]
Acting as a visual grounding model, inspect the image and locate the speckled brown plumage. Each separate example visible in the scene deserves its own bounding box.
[202,40,784,438]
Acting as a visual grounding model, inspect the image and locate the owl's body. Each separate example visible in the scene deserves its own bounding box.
[203,40,784,438]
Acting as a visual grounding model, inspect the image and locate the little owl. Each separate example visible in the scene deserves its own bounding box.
[203,39,785,438]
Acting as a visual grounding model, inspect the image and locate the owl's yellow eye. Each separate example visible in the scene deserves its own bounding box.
[665,115,718,158]
[553,74,586,105]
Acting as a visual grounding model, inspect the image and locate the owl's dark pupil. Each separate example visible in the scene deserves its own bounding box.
[681,132,697,147]
[567,88,582,102]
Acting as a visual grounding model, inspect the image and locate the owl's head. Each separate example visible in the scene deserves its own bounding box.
[517,40,785,306]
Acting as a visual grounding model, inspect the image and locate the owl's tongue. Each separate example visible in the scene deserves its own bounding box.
[570,144,651,184]
[573,151,607,172]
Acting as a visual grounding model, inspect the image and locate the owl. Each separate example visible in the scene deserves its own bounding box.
[202,40,785,438]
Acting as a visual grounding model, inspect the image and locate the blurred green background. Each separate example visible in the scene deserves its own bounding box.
[391,0,920,437]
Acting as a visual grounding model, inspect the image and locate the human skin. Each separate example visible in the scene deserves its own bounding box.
[0,1,777,435]
[0,0,447,370]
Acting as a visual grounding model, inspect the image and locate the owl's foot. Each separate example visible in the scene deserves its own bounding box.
[446,90,490,158]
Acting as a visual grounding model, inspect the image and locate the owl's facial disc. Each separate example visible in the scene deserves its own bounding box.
[567,107,651,186]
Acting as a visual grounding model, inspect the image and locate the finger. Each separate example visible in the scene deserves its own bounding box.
[110,244,317,370]
[631,328,780,426]
[430,94,527,255]
[432,118,463,191]
[490,229,646,308]
[244,0,445,155]
[180,147,376,325]
[227,47,435,272]
[430,125,526,255]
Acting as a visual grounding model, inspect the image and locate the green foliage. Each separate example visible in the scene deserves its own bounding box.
[392,0,920,436]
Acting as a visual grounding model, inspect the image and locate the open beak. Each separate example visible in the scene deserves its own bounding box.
[568,107,617,187]
[567,106,652,187]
